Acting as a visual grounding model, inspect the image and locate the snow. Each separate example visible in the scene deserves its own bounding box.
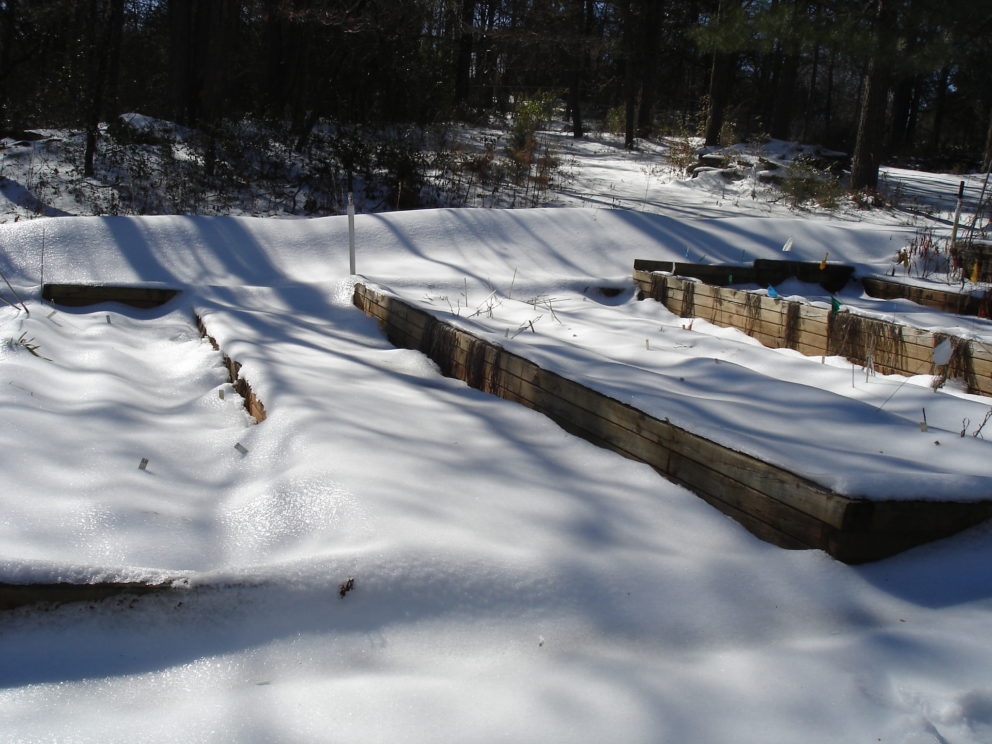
[1,132,992,743]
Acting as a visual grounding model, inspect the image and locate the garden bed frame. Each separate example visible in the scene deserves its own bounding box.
[354,282,992,564]
[1,288,265,611]
[632,264,992,398]
[40,283,266,423]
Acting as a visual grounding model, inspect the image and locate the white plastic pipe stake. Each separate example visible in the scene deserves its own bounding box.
[347,192,356,275]
[950,181,964,249]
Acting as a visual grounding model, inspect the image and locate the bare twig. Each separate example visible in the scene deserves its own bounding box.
[973,408,992,439]
[0,264,28,315]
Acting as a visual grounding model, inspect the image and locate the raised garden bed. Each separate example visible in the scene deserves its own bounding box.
[354,282,992,564]
[42,283,265,423]
[1,289,264,611]
[633,268,992,397]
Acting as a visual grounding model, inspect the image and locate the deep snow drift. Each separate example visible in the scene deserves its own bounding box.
[1,193,992,742]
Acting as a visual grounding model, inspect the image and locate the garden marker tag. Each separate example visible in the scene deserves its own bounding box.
[767,286,778,299]
[234,442,249,455]
[933,339,953,366]
[138,457,149,471]
[782,236,793,252]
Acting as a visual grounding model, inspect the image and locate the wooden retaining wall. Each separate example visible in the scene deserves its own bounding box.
[633,269,992,398]
[353,283,992,564]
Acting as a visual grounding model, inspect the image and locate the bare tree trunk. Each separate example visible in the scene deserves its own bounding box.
[569,74,584,138]
[454,0,476,105]
[703,0,738,146]
[888,75,916,153]
[801,41,820,142]
[930,65,951,152]
[770,49,798,140]
[983,104,992,173]
[0,0,18,131]
[636,0,662,138]
[622,0,637,149]
[703,50,735,145]
[169,0,197,125]
[83,0,122,178]
[850,0,892,192]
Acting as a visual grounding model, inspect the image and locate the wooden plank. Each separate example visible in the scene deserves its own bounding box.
[43,283,179,308]
[665,450,832,548]
[0,581,174,611]
[862,277,981,315]
[632,261,753,286]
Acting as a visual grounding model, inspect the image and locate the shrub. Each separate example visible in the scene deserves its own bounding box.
[667,128,698,176]
[506,93,560,187]
[603,105,626,136]
[781,156,844,209]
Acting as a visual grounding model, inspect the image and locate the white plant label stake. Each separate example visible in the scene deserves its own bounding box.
[950,181,964,249]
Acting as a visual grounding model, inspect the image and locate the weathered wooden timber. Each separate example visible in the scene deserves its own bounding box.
[753,259,854,293]
[195,314,267,423]
[43,283,179,308]
[634,269,992,397]
[632,260,753,286]
[862,276,988,317]
[0,580,175,611]
[631,258,855,293]
[354,282,992,563]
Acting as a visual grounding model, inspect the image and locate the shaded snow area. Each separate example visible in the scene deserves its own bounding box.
[1,206,991,743]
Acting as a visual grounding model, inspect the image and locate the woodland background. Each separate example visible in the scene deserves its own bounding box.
[1,0,991,203]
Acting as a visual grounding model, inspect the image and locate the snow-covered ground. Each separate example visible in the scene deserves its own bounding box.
[1,129,992,743]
